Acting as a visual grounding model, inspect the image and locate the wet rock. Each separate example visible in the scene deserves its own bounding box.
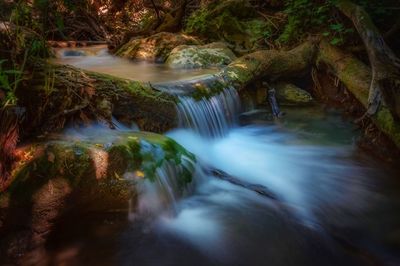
[115,32,201,62]
[166,42,236,69]
[274,82,314,106]
[0,132,195,261]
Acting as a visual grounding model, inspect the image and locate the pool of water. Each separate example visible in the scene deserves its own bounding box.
[50,45,219,83]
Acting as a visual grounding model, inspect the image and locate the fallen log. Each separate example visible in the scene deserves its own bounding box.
[17,62,177,137]
[223,40,318,87]
[337,0,400,119]
[318,40,400,149]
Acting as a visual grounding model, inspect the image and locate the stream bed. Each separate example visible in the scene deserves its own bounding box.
[19,88,400,266]
[22,48,400,266]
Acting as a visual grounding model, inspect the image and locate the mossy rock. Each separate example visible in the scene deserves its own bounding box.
[166,42,236,69]
[8,132,195,200]
[0,132,196,260]
[115,32,201,62]
[274,82,314,106]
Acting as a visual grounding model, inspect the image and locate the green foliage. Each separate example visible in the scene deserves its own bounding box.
[0,60,23,107]
[0,1,51,107]
[185,1,270,49]
[278,0,355,45]
[278,0,333,44]
[185,7,211,36]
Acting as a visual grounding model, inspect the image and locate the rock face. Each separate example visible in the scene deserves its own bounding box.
[0,132,195,262]
[166,42,236,69]
[115,32,201,62]
[274,82,314,105]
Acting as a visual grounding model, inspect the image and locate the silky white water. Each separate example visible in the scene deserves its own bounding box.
[123,87,382,264]
[35,76,400,266]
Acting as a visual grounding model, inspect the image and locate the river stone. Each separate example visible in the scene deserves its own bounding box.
[0,131,195,259]
[115,32,201,62]
[274,82,314,106]
[166,42,236,69]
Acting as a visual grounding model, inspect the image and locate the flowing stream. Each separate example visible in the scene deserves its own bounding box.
[50,45,218,83]
[32,48,400,266]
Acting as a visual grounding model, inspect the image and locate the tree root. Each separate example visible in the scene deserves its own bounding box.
[337,0,400,120]
[318,40,400,149]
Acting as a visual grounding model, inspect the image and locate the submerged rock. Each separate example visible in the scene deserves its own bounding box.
[274,82,314,106]
[166,42,236,69]
[115,32,201,62]
[0,132,195,260]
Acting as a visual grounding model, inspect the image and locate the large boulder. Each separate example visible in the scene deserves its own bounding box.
[0,132,195,261]
[166,42,236,69]
[115,32,201,62]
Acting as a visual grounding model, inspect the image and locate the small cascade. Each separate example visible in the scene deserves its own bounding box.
[177,87,241,138]
[129,157,196,220]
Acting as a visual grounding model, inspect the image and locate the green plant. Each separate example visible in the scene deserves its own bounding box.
[185,7,210,35]
[0,60,23,106]
[322,22,354,45]
[277,0,357,46]
[278,0,334,44]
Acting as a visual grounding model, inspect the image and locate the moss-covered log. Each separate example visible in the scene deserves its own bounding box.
[18,62,178,137]
[153,41,317,99]
[337,0,400,119]
[224,41,317,88]
[318,41,400,148]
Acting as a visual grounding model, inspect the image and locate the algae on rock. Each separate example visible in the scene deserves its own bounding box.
[115,32,201,62]
[274,82,314,106]
[166,42,236,69]
[0,131,196,259]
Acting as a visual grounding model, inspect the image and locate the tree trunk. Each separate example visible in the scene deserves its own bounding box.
[337,0,400,119]
[224,40,318,87]
[318,40,400,149]
[155,0,188,33]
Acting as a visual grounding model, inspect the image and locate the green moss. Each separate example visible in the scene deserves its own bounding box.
[189,79,226,100]
[166,43,236,69]
[84,68,177,105]
[107,133,196,187]
[275,83,313,105]
[376,108,400,148]
[115,32,200,62]
[7,132,197,206]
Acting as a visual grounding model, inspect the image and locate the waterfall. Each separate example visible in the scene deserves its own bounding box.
[129,157,196,220]
[177,87,241,138]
